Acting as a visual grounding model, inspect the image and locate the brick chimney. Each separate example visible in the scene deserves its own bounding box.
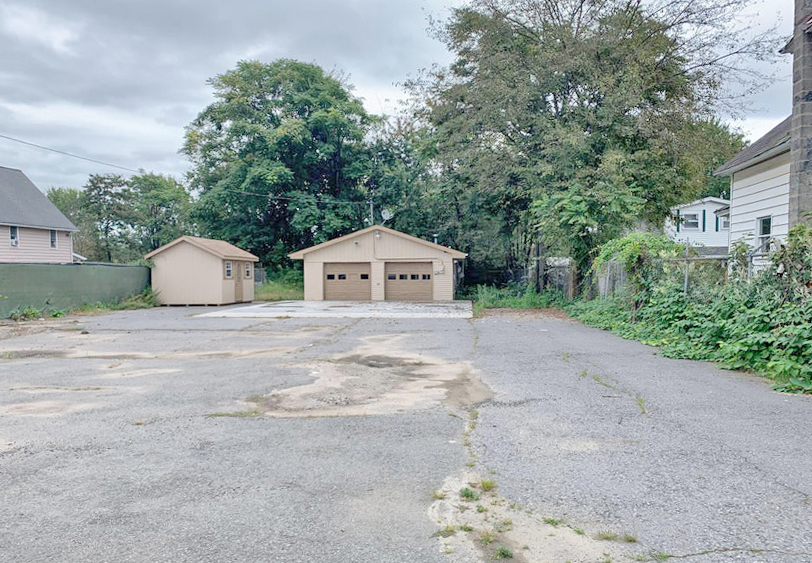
[790,0,812,226]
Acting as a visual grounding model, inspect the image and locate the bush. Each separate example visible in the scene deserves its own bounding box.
[568,226,812,393]
[473,282,566,314]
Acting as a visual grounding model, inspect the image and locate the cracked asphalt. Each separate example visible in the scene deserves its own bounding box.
[1,306,811,562]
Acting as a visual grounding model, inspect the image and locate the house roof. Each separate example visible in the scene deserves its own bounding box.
[144,236,259,261]
[288,225,468,260]
[0,166,78,231]
[671,197,729,210]
[714,117,791,177]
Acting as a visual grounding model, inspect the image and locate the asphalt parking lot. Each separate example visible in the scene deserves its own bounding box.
[1,305,811,562]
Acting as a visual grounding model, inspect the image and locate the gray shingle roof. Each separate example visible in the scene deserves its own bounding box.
[0,166,77,231]
[714,117,791,176]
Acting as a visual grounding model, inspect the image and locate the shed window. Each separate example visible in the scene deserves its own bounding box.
[326,274,335,280]
[9,226,18,247]
[50,230,57,249]
[245,263,252,279]
[682,213,699,229]
[225,261,233,279]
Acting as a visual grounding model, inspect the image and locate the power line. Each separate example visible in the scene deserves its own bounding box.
[1,131,372,206]
[0,132,140,173]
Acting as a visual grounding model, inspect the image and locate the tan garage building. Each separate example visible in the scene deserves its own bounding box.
[288,225,467,301]
[145,236,259,305]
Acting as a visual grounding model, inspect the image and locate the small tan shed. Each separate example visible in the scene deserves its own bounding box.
[145,236,259,305]
[288,225,467,301]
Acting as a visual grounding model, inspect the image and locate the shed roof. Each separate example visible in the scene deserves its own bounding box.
[144,236,259,261]
[714,117,791,176]
[0,166,78,231]
[288,225,468,260]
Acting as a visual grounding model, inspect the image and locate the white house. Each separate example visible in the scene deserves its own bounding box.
[664,197,730,253]
[714,117,791,261]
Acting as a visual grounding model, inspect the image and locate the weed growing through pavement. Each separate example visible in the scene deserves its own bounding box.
[476,504,488,513]
[206,410,261,418]
[493,546,513,559]
[479,530,497,545]
[543,517,564,527]
[595,531,618,541]
[481,479,497,492]
[636,395,647,414]
[433,490,447,500]
[460,487,480,501]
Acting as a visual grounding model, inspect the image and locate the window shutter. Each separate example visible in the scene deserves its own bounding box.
[702,210,706,232]
[715,216,719,232]
[676,210,680,233]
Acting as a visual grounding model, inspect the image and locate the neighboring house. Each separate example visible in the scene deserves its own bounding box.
[664,197,730,254]
[0,166,77,263]
[714,117,791,261]
[145,236,258,305]
[289,225,467,301]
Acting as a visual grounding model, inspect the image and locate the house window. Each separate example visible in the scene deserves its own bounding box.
[245,263,251,279]
[9,226,19,247]
[50,230,58,249]
[225,261,233,279]
[756,216,772,253]
[682,213,699,229]
[721,217,729,230]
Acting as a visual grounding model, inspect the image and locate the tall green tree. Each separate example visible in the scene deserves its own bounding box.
[409,0,778,287]
[128,172,192,253]
[46,187,96,259]
[82,174,135,262]
[182,59,376,266]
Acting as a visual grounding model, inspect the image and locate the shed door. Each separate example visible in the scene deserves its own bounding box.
[234,261,244,302]
[323,263,371,300]
[385,262,433,301]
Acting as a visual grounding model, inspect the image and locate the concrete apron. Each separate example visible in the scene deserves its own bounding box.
[195,300,474,319]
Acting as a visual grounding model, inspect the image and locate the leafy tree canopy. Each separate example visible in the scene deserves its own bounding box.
[408,0,778,286]
[182,59,376,266]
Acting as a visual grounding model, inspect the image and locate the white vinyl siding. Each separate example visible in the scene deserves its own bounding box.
[729,152,790,252]
[0,225,72,263]
[664,200,730,248]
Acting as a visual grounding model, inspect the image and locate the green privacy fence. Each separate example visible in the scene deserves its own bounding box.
[0,263,149,318]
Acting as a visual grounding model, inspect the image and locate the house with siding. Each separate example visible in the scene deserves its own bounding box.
[0,166,77,263]
[714,117,791,261]
[664,197,730,254]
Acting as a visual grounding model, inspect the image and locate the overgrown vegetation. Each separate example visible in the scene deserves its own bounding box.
[8,289,160,320]
[254,268,304,301]
[472,283,566,315]
[567,228,812,393]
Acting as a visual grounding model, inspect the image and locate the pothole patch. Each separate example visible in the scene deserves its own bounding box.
[221,334,492,418]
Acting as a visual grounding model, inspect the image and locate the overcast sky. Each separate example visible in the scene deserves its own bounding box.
[0,0,794,192]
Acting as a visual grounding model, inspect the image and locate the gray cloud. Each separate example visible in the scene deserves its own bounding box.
[0,0,793,191]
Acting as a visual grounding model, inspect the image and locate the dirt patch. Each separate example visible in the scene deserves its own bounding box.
[429,471,643,563]
[0,347,296,361]
[239,334,492,418]
[479,308,572,320]
[0,399,99,417]
[0,318,81,340]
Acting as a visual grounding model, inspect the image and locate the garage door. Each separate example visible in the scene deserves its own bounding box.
[385,262,433,301]
[323,263,371,300]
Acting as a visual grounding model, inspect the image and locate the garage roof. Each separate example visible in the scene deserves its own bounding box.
[145,236,259,261]
[288,225,468,260]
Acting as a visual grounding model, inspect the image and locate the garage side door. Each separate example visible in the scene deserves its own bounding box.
[385,262,433,301]
[323,263,372,300]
